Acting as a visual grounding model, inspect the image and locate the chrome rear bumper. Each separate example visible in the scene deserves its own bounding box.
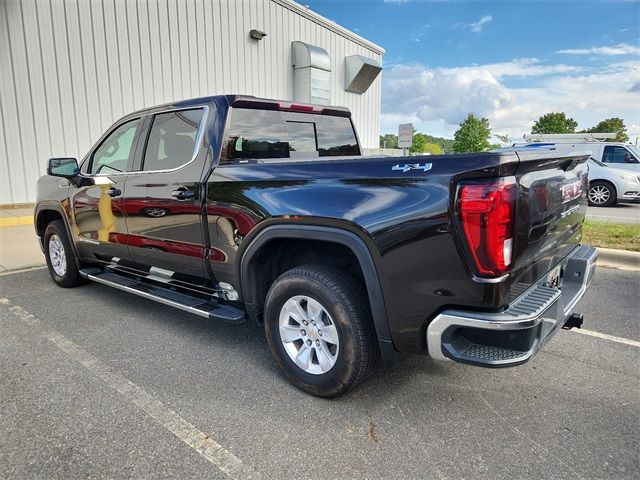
[426,245,598,367]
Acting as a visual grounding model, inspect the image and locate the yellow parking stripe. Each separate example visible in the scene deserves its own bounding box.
[0,216,33,227]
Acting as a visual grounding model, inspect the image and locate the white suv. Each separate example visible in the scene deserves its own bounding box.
[516,135,640,173]
[586,158,640,207]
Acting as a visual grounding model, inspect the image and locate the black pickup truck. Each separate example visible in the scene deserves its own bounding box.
[35,95,597,397]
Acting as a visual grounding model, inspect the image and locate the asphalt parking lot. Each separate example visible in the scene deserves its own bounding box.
[1,266,638,479]
[586,202,640,224]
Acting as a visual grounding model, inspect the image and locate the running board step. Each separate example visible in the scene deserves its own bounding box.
[79,268,245,324]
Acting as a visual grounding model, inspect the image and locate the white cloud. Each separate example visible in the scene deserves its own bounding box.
[556,43,640,56]
[381,59,640,140]
[446,58,581,78]
[470,15,493,33]
[409,24,430,42]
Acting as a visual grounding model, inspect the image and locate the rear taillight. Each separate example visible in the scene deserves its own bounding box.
[457,177,517,277]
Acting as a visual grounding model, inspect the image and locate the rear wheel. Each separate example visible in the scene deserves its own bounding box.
[143,207,168,217]
[264,265,378,397]
[588,181,616,207]
[44,220,86,288]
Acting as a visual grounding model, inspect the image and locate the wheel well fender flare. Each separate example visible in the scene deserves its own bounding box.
[589,179,617,195]
[239,224,396,367]
[35,203,81,261]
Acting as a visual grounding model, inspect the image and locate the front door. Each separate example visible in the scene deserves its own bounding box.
[602,145,640,172]
[72,117,143,264]
[122,108,209,284]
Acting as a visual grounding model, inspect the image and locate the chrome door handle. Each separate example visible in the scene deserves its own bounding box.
[171,189,194,200]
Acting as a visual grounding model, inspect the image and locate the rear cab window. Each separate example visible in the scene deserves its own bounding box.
[222,108,360,163]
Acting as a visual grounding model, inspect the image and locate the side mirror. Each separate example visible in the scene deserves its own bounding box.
[624,154,639,164]
[47,158,79,177]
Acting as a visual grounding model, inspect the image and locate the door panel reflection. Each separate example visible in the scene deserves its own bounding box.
[121,183,206,279]
[71,175,130,263]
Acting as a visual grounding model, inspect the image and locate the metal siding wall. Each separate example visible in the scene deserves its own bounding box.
[0,0,382,204]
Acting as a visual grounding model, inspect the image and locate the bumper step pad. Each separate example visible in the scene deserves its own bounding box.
[460,344,528,362]
[427,244,598,367]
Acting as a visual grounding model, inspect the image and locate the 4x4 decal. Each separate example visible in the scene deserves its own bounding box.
[391,163,432,173]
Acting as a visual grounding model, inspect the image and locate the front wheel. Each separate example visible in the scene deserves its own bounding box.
[44,220,86,288]
[264,265,378,397]
[588,181,616,207]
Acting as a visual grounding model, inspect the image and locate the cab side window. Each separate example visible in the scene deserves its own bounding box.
[90,118,141,174]
[602,146,638,164]
[141,109,204,171]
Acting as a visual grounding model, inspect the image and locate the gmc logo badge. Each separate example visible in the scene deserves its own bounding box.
[561,180,583,204]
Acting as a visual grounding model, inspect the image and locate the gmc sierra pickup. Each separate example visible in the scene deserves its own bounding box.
[36,95,597,397]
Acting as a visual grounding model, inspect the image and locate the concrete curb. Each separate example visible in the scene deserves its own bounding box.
[597,247,640,272]
[0,216,33,227]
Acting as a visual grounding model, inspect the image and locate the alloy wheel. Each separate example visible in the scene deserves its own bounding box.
[278,295,339,375]
[144,207,167,217]
[48,234,67,277]
[588,185,610,205]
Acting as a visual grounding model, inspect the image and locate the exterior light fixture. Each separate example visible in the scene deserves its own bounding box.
[249,29,267,40]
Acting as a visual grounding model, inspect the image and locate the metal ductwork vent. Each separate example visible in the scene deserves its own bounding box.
[345,54,382,94]
[292,41,331,105]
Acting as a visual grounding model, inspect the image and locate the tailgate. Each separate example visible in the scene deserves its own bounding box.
[508,151,590,298]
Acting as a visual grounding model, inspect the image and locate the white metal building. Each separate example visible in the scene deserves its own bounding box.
[0,0,384,205]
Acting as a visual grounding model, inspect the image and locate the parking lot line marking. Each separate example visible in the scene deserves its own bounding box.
[571,328,640,348]
[0,266,46,276]
[0,297,259,480]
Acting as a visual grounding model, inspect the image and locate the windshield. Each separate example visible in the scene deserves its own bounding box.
[589,157,607,167]
[628,144,640,159]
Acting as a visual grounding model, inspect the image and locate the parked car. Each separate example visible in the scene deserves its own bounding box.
[514,134,640,173]
[586,158,640,207]
[35,95,597,397]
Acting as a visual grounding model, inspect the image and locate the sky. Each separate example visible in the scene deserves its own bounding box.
[304,0,640,142]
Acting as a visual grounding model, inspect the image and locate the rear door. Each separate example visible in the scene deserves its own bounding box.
[122,107,209,284]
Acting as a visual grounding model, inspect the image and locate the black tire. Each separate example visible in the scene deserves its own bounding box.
[142,207,168,217]
[43,220,86,288]
[264,264,378,397]
[588,181,616,207]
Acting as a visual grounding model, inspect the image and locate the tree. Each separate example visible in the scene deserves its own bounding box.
[582,117,629,142]
[531,112,578,134]
[410,133,444,155]
[423,134,454,153]
[423,142,444,155]
[453,114,492,153]
[409,132,427,154]
[379,134,398,149]
[495,134,511,145]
